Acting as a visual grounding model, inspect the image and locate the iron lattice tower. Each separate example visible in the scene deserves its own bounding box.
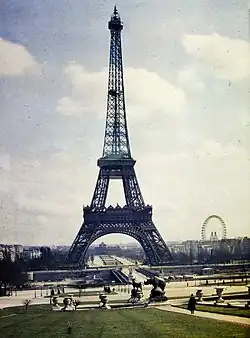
[69,7,172,266]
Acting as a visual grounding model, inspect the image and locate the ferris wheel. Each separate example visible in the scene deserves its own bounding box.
[201,215,227,241]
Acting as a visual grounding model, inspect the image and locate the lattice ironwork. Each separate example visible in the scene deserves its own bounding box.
[69,6,172,266]
[103,6,131,158]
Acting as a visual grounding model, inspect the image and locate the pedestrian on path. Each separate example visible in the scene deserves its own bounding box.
[188,294,196,314]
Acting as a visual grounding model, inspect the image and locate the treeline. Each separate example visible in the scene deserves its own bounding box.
[0,248,70,296]
[0,254,26,296]
[172,246,250,265]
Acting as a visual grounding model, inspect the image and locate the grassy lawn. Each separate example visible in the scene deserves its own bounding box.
[177,304,250,318]
[0,304,51,317]
[0,306,249,337]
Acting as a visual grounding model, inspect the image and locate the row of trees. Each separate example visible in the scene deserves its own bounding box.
[0,247,68,296]
[0,253,26,296]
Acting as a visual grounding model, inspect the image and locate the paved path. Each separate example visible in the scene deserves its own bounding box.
[155,304,250,326]
[121,266,149,283]
[111,256,136,266]
[88,255,105,267]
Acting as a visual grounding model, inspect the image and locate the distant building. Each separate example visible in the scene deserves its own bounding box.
[169,244,186,254]
[22,248,42,261]
[94,242,121,255]
[209,231,219,241]
[168,237,250,262]
[119,242,140,249]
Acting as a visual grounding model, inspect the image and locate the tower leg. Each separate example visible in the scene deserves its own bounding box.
[69,220,172,266]
[91,171,110,209]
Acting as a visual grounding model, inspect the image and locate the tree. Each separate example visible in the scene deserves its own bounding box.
[0,256,26,296]
[23,299,32,312]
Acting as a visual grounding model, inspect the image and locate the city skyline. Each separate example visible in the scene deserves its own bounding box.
[0,1,250,246]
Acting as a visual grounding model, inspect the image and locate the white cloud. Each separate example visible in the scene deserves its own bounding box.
[241,114,250,128]
[1,3,250,246]
[178,67,205,93]
[51,61,250,242]
[182,33,250,81]
[0,137,249,245]
[0,38,40,76]
[136,140,250,240]
[0,148,11,171]
[0,150,97,245]
[194,140,249,159]
[56,96,87,116]
[125,68,187,121]
[57,63,187,122]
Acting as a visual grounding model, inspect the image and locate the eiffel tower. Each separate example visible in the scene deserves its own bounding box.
[69,6,172,266]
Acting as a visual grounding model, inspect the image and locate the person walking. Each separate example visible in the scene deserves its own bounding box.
[188,294,196,314]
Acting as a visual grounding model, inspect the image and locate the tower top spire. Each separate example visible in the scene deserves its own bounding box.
[109,5,123,31]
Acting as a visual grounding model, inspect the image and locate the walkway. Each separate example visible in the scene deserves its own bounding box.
[121,266,148,283]
[89,255,105,267]
[0,287,131,310]
[111,256,136,266]
[155,304,250,326]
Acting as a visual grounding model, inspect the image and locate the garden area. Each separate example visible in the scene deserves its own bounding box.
[0,306,249,337]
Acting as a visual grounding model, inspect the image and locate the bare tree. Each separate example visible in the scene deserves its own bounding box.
[23,299,32,312]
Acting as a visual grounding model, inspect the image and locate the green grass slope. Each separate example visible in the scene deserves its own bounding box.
[0,307,248,338]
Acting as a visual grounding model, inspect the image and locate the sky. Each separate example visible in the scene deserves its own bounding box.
[0,0,250,246]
